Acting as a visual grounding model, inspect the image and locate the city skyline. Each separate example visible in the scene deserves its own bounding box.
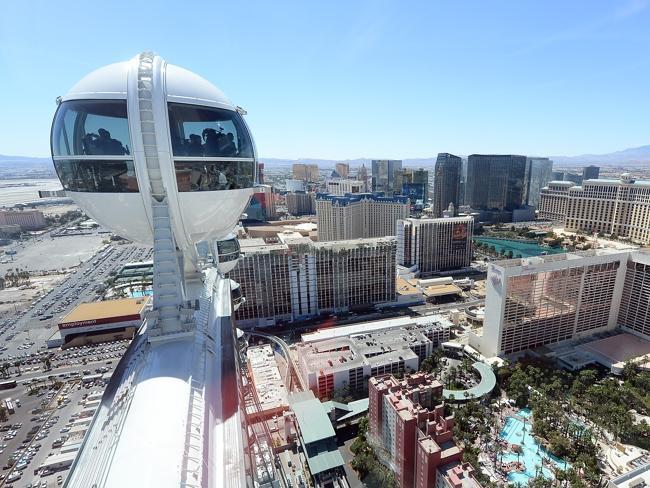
[2,1,650,159]
[2,4,650,485]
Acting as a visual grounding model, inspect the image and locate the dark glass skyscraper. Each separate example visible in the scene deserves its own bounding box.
[402,167,429,204]
[524,157,553,208]
[433,153,462,217]
[582,165,600,181]
[371,159,402,195]
[466,154,527,211]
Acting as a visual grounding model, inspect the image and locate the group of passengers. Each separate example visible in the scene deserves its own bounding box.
[83,128,129,155]
[174,128,238,157]
[175,161,240,191]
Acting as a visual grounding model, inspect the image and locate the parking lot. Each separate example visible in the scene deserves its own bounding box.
[0,229,107,277]
[0,230,153,487]
[0,373,111,487]
[0,241,151,359]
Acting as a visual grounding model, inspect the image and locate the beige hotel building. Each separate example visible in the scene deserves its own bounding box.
[228,235,397,327]
[539,176,650,244]
[315,193,409,242]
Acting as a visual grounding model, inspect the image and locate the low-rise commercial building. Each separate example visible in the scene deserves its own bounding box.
[607,463,650,488]
[58,297,150,345]
[294,316,451,399]
[287,390,346,486]
[368,373,482,488]
[396,217,474,274]
[246,344,289,420]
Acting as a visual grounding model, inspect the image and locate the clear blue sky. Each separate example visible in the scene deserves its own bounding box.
[1,0,649,159]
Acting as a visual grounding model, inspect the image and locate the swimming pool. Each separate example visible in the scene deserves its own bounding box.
[499,409,569,484]
[129,289,153,297]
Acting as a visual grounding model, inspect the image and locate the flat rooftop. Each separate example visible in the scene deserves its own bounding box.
[60,297,150,325]
[302,314,452,343]
[608,462,650,488]
[423,283,462,297]
[438,462,483,488]
[238,235,395,253]
[246,344,288,412]
[297,318,451,375]
[493,248,627,269]
[578,333,650,365]
[396,277,420,295]
[296,334,424,376]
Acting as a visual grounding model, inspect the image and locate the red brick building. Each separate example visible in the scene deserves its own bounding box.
[368,373,483,488]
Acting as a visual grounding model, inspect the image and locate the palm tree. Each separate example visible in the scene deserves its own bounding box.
[494,443,503,469]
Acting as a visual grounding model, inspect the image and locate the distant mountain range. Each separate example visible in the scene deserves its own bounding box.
[0,154,53,167]
[2,144,650,172]
[550,145,650,167]
[261,146,650,168]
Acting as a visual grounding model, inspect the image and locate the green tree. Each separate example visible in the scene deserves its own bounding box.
[330,384,354,403]
[622,360,640,381]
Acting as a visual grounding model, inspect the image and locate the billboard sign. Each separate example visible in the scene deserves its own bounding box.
[451,222,468,250]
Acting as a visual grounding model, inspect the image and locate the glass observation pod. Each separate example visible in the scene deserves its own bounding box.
[50,55,257,250]
[215,234,241,274]
[230,280,245,311]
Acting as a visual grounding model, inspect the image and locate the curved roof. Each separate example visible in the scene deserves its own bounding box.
[65,61,130,99]
[65,272,246,488]
[443,361,497,401]
[63,53,234,108]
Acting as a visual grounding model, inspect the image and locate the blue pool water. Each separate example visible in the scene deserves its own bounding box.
[499,410,569,484]
[518,408,532,419]
[129,289,153,297]
[474,237,565,258]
